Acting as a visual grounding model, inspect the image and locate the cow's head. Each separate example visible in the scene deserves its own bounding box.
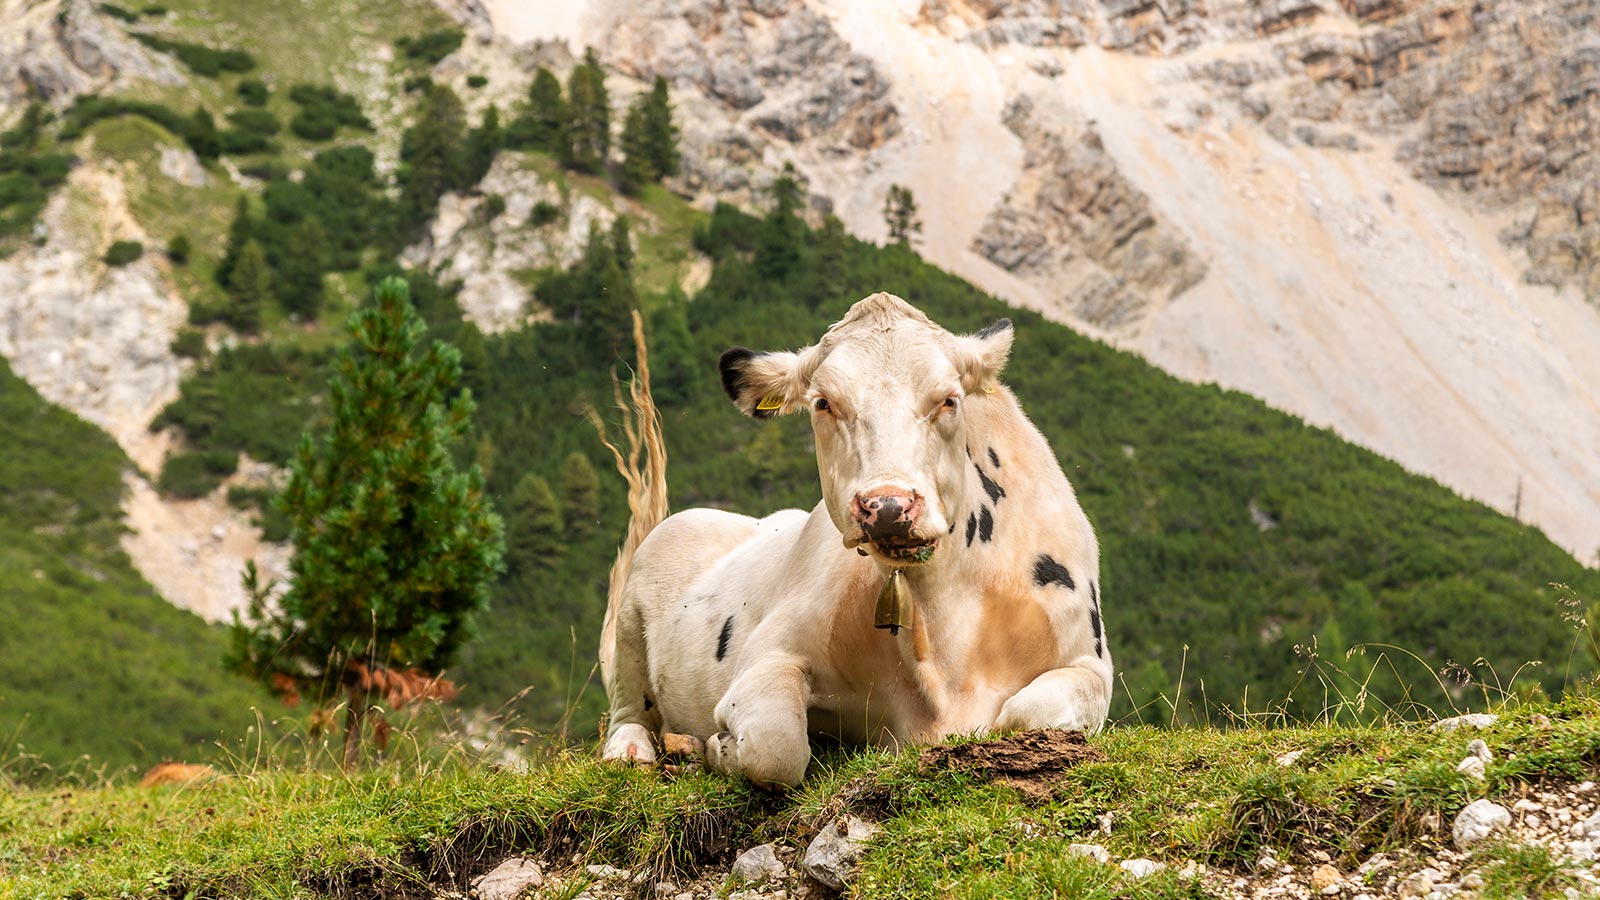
[719,293,1013,566]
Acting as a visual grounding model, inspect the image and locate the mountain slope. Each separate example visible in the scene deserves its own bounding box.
[483,0,1600,564]
[0,358,276,776]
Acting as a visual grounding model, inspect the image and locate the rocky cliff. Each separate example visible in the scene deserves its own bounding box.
[477,0,1600,563]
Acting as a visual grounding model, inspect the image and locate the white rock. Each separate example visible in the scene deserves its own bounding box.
[1456,756,1486,780]
[1571,810,1600,838]
[1460,873,1484,889]
[584,864,629,880]
[1452,799,1511,849]
[1431,714,1498,732]
[1068,843,1110,863]
[1466,739,1493,762]
[1567,840,1599,864]
[728,843,786,885]
[802,815,881,890]
[1513,799,1542,814]
[1398,871,1435,897]
[653,884,677,897]
[1276,750,1305,767]
[1119,858,1166,878]
[471,857,544,900]
[1257,854,1279,872]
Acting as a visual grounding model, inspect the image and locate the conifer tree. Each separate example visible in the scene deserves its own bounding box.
[400,84,467,230]
[561,48,610,174]
[884,183,922,246]
[215,196,253,288]
[642,75,680,179]
[226,238,272,334]
[504,473,564,574]
[227,277,504,769]
[512,67,565,151]
[610,214,633,273]
[810,214,850,308]
[560,451,600,538]
[756,163,805,281]
[279,216,330,319]
[617,98,654,195]
[463,103,502,186]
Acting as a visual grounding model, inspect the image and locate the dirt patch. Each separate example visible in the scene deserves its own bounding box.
[918,729,1102,802]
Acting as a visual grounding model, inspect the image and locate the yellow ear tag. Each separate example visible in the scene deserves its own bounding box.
[755,395,784,411]
[983,385,997,394]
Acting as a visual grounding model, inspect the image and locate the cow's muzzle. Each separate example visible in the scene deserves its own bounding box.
[850,489,939,563]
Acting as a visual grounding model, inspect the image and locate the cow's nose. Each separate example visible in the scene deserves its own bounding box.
[851,489,923,540]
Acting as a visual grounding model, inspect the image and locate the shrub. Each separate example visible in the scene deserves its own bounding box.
[397,29,464,64]
[169,327,205,359]
[103,240,143,266]
[130,34,255,78]
[529,199,560,226]
[156,448,238,498]
[237,79,269,107]
[237,159,289,181]
[165,233,190,263]
[403,75,433,94]
[58,95,223,160]
[480,193,506,222]
[287,84,371,141]
[96,3,138,22]
[221,107,281,154]
[141,3,167,14]
[226,485,291,542]
[466,74,488,89]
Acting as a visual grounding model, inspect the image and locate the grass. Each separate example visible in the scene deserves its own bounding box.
[7,699,1600,899]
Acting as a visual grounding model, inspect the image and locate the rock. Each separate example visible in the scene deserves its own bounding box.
[1311,863,1341,891]
[584,864,629,880]
[471,857,544,900]
[1466,739,1493,762]
[728,843,786,885]
[158,146,208,188]
[802,815,881,890]
[1432,714,1498,732]
[1119,858,1165,878]
[1571,809,1600,838]
[1452,799,1511,849]
[1398,871,1435,898]
[1068,843,1110,863]
[1256,854,1279,873]
[1567,840,1599,863]
[1456,756,1486,780]
[1277,750,1306,767]
[1459,873,1484,889]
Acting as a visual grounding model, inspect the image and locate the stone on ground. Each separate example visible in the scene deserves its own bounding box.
[728,843,786,885]
[802,815,882,890]
[1453,799,1512,849]
[1119,858,1165,878]
[471,857,543,900]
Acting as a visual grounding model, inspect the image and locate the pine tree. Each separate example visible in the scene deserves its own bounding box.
[187,107,221,159]
[756,163,805,281]
[561,48,610,174]
[279,216,330,319]
[884,183,922,246]
[215,196,253,289]
[226,238,272,334]
[227,277,504,769]
[512,67,565,151]
[400,84,467,230]
[560,451,600,538]
[581,220,635,350]
[610,215,633,273]
[617,98,654,195]
[649,292,698,405]
[642,75,680,179]
[504,473,564,574]
[810,214,850,308]
[463,104,502,186]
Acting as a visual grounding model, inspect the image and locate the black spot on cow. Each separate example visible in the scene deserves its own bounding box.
[643,695,654,711]
[978,506,994,542]
[1032,554,1075,591]
[987,447,1001,468]
[965,512,977,546]
[975,464,1006,503]
[948,519,957,534]
[1089,580,1103,658]
[716,616,735,661]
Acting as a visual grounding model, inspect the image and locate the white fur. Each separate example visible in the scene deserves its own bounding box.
[600,294,1112,787]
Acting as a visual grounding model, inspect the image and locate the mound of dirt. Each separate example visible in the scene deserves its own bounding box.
[919,728,1102,802]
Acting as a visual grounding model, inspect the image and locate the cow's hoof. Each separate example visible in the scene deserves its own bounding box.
[661,732,706,759]
[601,723,658,766]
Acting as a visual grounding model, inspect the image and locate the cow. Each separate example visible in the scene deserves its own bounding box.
[594,293,1111,788]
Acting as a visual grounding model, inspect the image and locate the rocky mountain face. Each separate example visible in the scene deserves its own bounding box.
[475,0,1600,563]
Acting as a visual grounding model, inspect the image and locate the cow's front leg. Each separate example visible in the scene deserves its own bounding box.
[705,654,810,789]
[993,662,1111,733]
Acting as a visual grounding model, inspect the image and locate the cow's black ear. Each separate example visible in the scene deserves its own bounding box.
[718,347,800,418]
[952,319,1013,394]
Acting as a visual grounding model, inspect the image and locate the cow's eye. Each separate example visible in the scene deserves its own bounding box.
[813,397,831,413]
[942,396,959,412]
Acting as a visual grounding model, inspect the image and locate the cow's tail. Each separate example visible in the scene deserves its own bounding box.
[587,310,669,688]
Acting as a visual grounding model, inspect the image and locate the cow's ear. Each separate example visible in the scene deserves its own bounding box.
[951,318,1013,394]
[719,347,804,419]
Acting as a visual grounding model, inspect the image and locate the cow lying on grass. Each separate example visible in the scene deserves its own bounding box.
[596,293,1111,788]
